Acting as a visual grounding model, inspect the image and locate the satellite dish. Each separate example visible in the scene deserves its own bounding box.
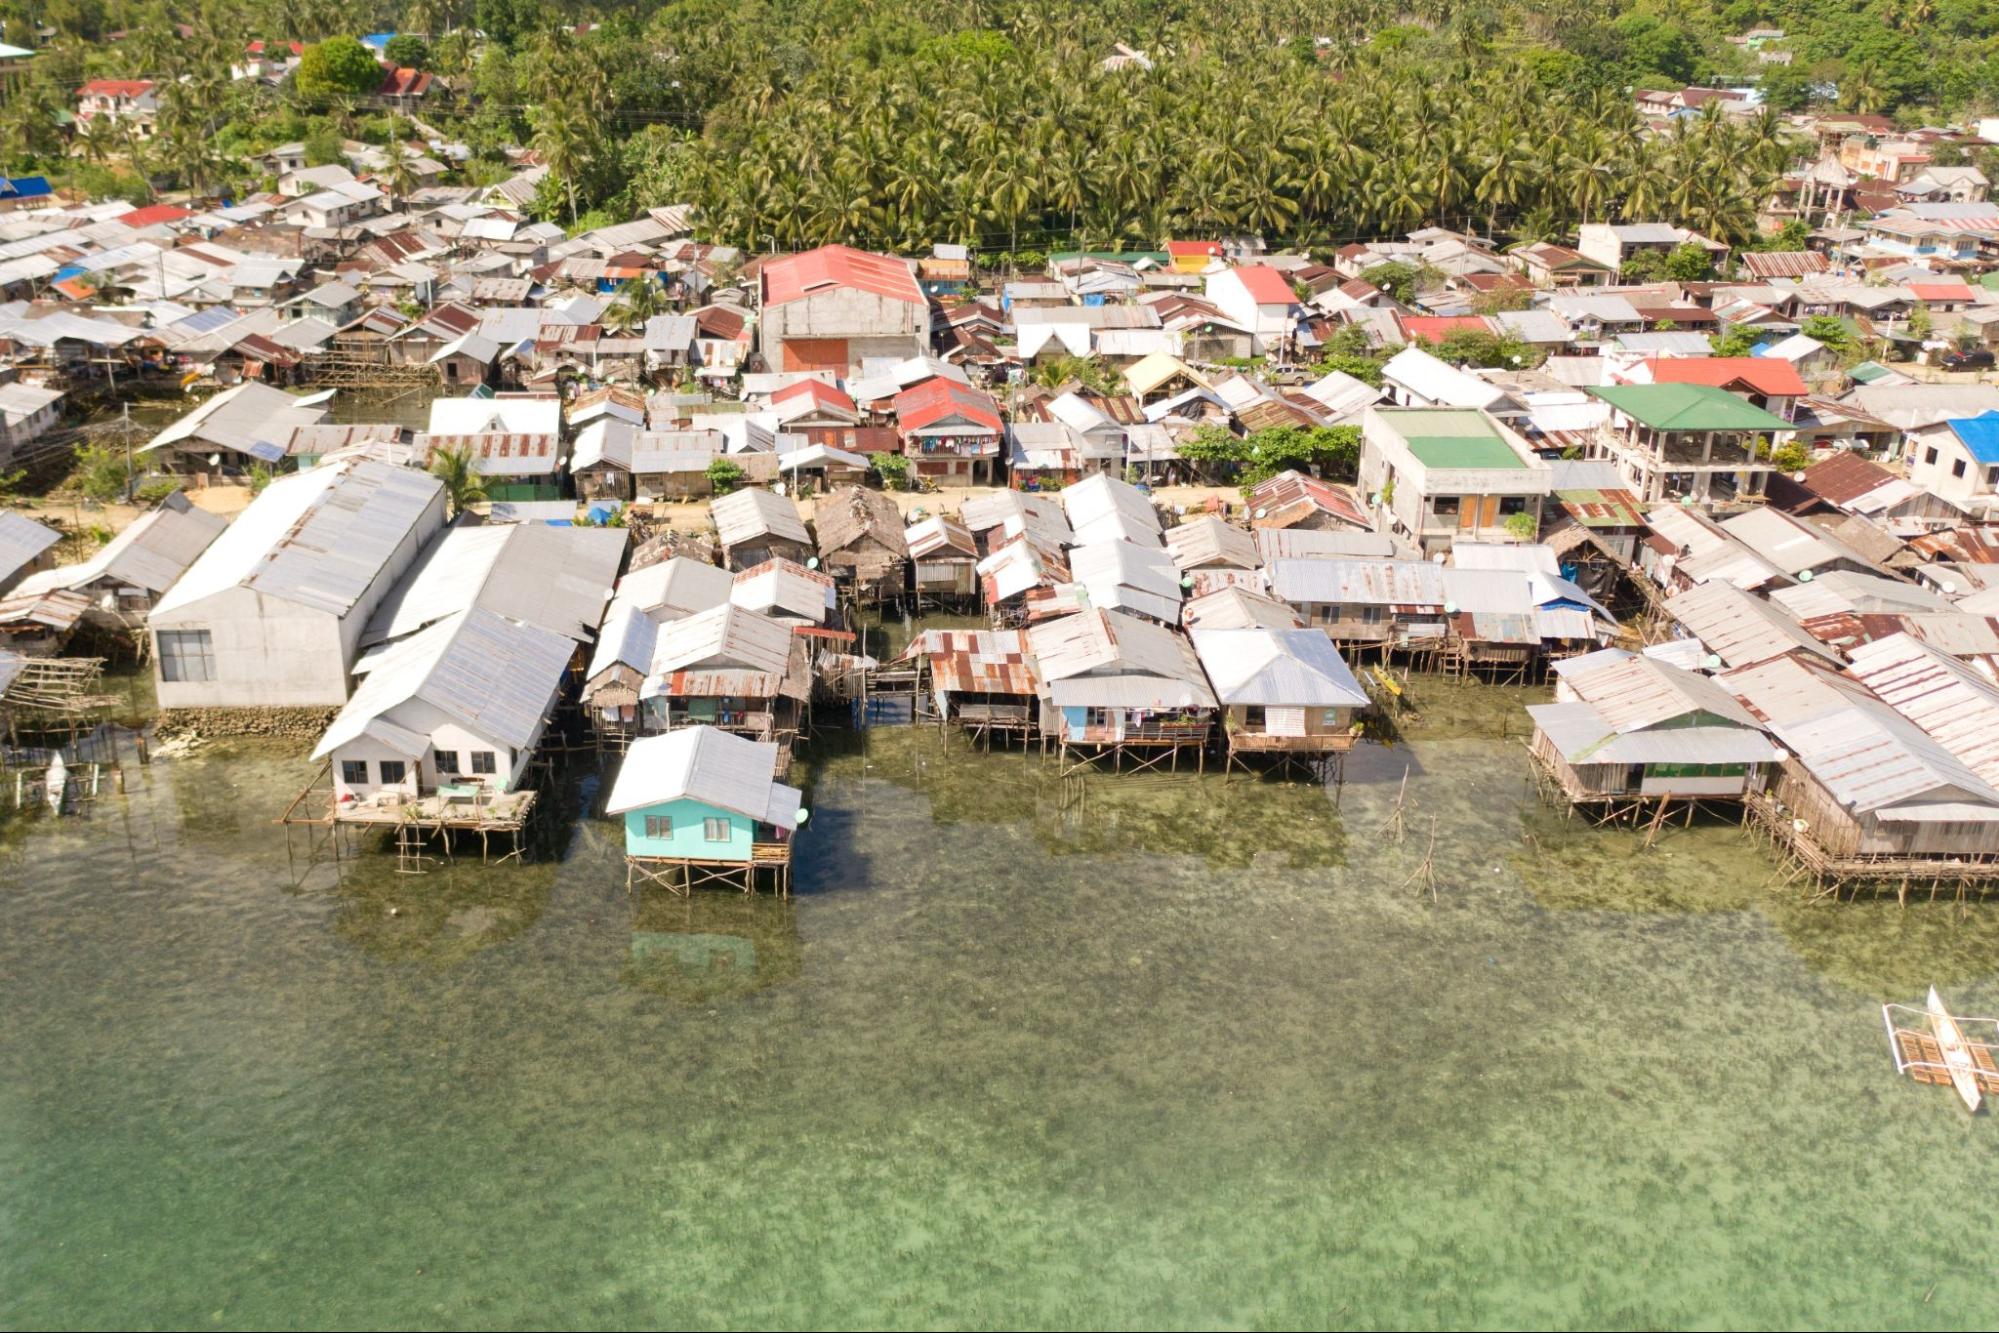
[805,556,819,570]
[1254,507,1268,519]
[1772,748,1790,763]
[1799,568,1814,582]
[1705,653,1724,670]
[1444,600,1458,614]
[794,808,810,825]
[1180,576,1194,590]
[1938,579,1958,595]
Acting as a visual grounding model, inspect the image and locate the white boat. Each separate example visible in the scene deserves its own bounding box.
[43,753,66,815]
[1927,986,1982,1114]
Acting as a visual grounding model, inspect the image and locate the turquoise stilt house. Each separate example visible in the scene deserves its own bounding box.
[606,726,803,894]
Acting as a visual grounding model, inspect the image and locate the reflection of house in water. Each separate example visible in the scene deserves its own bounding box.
[626,881,802,1004]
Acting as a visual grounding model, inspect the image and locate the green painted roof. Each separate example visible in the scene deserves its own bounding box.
[1588,383,1790,433]
[1848,360,1896,384]
[1381,408,1526,470]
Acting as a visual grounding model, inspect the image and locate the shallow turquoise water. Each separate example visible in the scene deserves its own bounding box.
[5,694,1999,1329]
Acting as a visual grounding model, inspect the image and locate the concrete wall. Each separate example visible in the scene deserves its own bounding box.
[151,486,445,709]
[762,288,926,374]
[622,798,755,860]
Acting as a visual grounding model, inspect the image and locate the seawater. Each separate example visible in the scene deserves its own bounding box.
[5,680,1999,1329]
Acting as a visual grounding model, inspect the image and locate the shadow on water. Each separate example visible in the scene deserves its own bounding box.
[625,890,803,1004]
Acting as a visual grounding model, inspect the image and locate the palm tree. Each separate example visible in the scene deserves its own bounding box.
[428,446,488,517]
[605,277,670,332]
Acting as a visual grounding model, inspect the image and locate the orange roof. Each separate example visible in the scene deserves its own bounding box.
[1641,356,1807,398]
[772,378,858,414]
[1910,281,1975,302]
[77,79,154,99]
[894,378,1002,434]
[1166,240,1224,257]
[1400,314,1492,343]
[761,244,923,307]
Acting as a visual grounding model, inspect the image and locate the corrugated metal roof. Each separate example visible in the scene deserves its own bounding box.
[1068,539,1183,623]
[1061,473,1162,548]
[1026,607,1215,708]
[615,557,735,622]
[1191,627,1368,707]
[731,559,834,624]
[1267,558,1447,608]
[604,726,800,828]
[1770,696,1999,815]
[364,521,625,647]
[12,492,223,599]
[647,603,807,701]
[1846,632,1999,788]
[1528,701,1779,765]
[312,607,573,759]
[586,599,659,683]
[1165,516,1259,571]
[903,628,1038,696]
[1663,580,1839,669]
[0,511,60,584]
[1181,585,1303,631]
[154,460,444,621]
[709,487,809,548]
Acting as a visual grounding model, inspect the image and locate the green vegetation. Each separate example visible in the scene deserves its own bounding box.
[2,4,1999,256]
[296,36,384,97]
[870,452,912,491]
[427,445,488,516]
[68,441,133,503]
[1180,423,1362,489]
[705,456,745,494]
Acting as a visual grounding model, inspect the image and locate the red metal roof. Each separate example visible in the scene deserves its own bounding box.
[1399,314,1492,343]
[377,67,434,98]
[1909,281,1975,302]
[761,244,923,307]
[1641,356,1808,397]
[1166,240,1224,258]
[1227,264,1297,306]
[77,79,154,99]
[771,378,857,414]
[893,378,1002,435]
[116,204,193,229]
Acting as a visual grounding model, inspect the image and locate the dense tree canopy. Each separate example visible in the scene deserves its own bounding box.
[9,0,1999,253]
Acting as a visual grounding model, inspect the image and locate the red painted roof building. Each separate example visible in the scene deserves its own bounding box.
[759,245,928,376]
[893,378,1004,486]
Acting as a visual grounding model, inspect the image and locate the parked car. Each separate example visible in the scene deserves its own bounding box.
[1938,347,1996,370]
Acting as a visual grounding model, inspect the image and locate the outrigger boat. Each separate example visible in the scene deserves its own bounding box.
[1882,990,1999,1113]
[1928,987,1982,1114]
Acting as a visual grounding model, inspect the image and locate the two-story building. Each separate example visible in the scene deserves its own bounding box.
[1586,382,1789,507]
[1358,406,1553,555]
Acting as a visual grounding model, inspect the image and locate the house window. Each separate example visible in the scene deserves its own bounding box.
[434,750,460,775]
[340,760,368,786]
[644,814,673,839]
[1987,466,1999,488]
[1498,495,1528,516]
[157,629,215,683]
[378,760,407,785]
[1431,495,1459,517]
[703,817,731,842]
[1925,446,1940,465]
[471,751,496,775]
[1954,458,1968,479]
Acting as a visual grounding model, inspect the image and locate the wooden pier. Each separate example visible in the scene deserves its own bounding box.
[1744,791,1999,901]
[278,762,539,872]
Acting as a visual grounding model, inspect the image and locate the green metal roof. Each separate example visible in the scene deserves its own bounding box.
[1587,383,1790,433]
[1381,408,1526,470]
[1847,360,1897,384]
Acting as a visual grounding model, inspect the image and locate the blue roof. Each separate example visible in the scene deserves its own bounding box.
[1948,411,1999,465]
[2,175,52,199]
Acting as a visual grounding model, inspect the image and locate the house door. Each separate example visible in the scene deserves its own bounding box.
[1460,495,1499,530]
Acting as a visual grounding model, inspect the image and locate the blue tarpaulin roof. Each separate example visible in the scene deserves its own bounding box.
[1,176,52,199]
[52,263,85,282]
[1948,411,1999,465]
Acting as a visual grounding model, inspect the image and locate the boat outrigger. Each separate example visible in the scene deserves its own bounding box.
[1883,990,1999,1113]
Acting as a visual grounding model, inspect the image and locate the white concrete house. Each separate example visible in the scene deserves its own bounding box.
[312,607,575,803]
[148,460,447,709]
[1203,265,1299,355]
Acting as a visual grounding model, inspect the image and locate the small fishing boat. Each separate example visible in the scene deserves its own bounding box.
[1927,987,1982,1114]
[43,753,66,815]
